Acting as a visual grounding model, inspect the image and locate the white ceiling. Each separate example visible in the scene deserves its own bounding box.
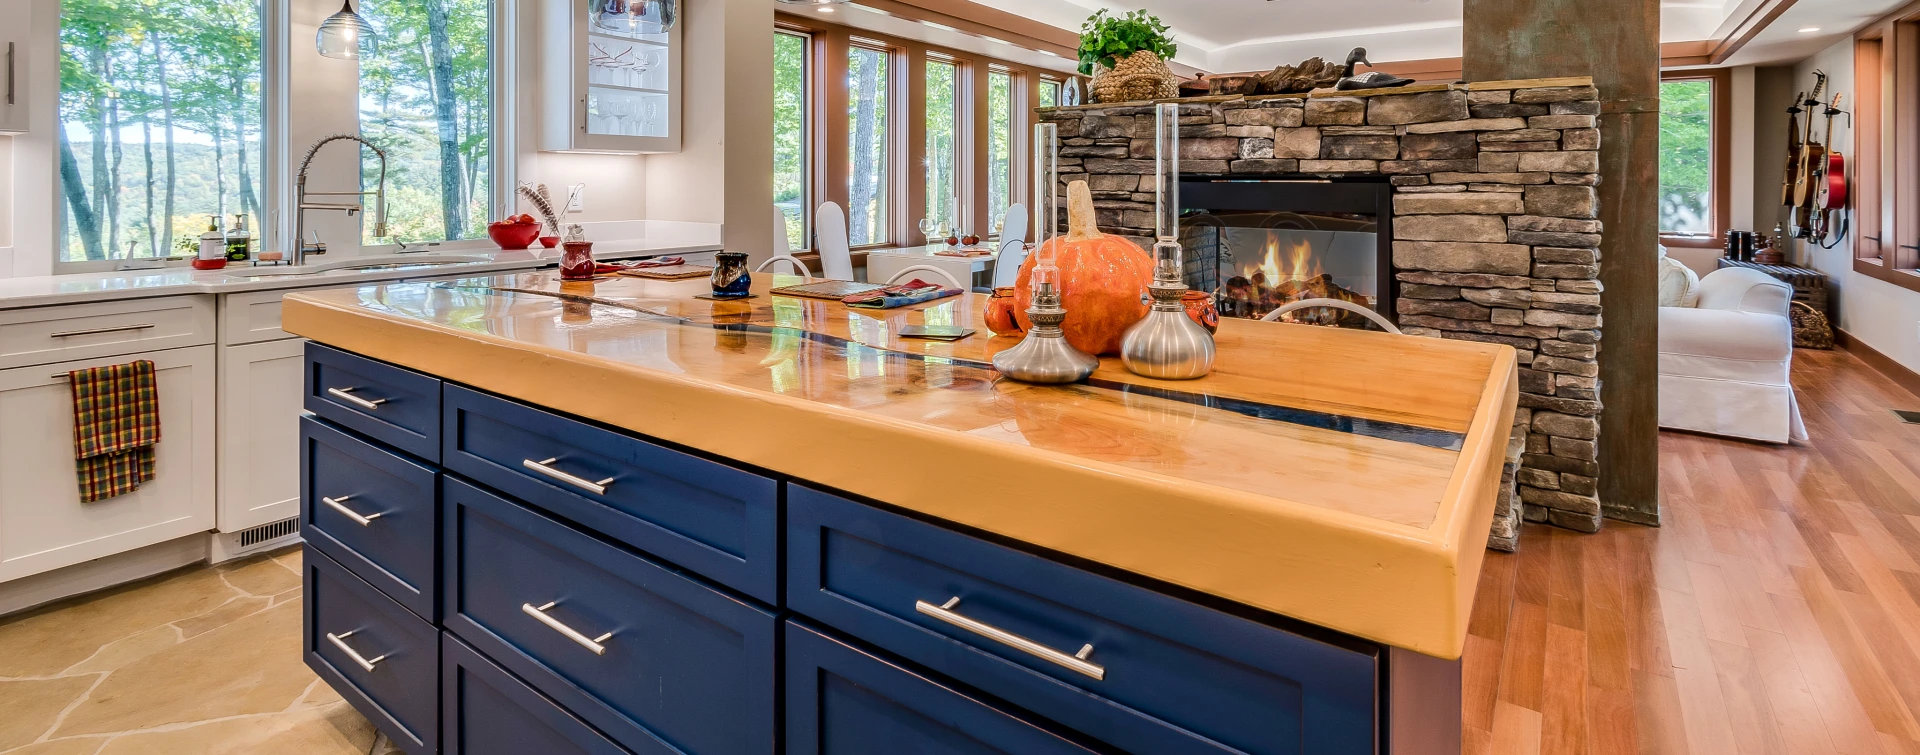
[959,0,1901,73]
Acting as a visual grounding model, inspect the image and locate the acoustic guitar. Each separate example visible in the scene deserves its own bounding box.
[1780,91,1804,208]
[1791,73,1827,210]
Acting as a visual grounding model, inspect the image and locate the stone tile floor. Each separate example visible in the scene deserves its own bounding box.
[0,546,398,755]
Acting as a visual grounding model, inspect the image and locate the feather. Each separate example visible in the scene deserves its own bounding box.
[517,182,562,235]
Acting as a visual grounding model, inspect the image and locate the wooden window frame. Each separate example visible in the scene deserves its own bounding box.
[1853,8,1920,292]
[777,11,1074,260]
[774,29,815,252]
[1658,68,1733,249]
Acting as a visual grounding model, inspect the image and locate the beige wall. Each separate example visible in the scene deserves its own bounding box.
[1769,38,1920,376]
[644,0,773,260]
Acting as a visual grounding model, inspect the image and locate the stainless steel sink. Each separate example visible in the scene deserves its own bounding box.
[229,254,492,278]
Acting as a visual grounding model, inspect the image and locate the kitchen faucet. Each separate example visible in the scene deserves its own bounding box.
[294,134,389,266]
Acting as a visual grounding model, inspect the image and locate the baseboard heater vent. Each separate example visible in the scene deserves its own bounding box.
[1896,410,1920,424]
[210,517,303,564]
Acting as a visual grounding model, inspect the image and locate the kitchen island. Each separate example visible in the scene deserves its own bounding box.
[283,271,1517,755]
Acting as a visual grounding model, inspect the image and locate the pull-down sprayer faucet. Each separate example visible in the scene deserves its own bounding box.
[293,134,389,266]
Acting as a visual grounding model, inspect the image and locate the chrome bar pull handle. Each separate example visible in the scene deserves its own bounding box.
[6,42,14,106]
[321,495,381,526]
[522,458,614,495]
[326,630,389,673]
[326,387,386,410]
[49,323,156,338]
[914,597,1105,680]
[522,602,613,655]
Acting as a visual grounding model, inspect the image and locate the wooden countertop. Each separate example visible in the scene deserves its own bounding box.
[282,271,1518,658]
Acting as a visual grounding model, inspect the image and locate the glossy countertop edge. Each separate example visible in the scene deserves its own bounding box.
[0,239,722,310]
[283,288,1516,659]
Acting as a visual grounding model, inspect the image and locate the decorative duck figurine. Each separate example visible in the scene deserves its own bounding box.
[1335,48,1415,91]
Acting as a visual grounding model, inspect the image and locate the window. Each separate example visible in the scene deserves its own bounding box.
[925,58,958,237]
[1657,79,1712,237]
[358,0,494,245]
[847,45,890,246]
[58,0,264,262]
[986,70,1012,237]
[774,31,810,250]
[1039,78,1061,109]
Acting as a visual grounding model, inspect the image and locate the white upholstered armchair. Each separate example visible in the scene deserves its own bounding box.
[1657,267,1808,443]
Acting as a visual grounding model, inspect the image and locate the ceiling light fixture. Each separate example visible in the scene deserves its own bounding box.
[817,6,835,11]
[1798,26,1821,33]
[316,0,376,60]
[775,0,851,8]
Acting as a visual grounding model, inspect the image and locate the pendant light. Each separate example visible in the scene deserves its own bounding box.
[317,0,376,60]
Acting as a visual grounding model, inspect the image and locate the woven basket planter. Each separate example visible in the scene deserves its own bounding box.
[1090,50,1179,103]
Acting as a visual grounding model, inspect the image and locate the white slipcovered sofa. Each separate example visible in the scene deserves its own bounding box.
[1657,266,1807,443]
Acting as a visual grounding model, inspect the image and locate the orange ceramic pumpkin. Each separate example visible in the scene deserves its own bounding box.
[1013,181,1154,355]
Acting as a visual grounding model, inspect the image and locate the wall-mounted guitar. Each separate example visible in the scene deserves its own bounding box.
[1810,93,1849,247]
[1787,71,1827,239]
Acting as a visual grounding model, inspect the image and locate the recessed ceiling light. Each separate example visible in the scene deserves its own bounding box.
[817,5,834,11]
[1798,26,1821,33]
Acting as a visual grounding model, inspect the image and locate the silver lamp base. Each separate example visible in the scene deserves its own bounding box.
[1120,283,1216,380]
[992,285,1099,384]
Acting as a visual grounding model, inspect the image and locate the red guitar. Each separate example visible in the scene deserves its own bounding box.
[1816,94,1847,211]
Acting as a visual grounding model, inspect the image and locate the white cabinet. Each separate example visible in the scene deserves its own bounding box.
[220,289,295,345]
[216,338,307,533]
[0,346,217,582]
[539,0,681,153]
[0,2,25,134]
[0,296,216,370]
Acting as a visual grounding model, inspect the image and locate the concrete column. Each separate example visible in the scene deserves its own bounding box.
[1463,0,1662,525]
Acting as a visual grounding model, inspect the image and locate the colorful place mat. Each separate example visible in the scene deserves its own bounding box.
[617,264,714,280]
[769,280,887,300]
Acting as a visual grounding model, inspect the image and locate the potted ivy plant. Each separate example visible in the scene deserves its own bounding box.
[1077,9,1179,103]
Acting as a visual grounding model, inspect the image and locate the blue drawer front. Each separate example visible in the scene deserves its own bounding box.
[302,416,439,621]
[443,477,777,755]
[442,633,634,755]
[441,384,779,604]
[306,343,442,461]
[786,621,1103,755]
[787,485,1378,755]
[304,548,440,755]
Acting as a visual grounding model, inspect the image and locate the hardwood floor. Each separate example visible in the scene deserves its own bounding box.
[1464,348,1920,754]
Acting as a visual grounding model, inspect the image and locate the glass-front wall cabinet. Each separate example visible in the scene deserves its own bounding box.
[541,0,683,152]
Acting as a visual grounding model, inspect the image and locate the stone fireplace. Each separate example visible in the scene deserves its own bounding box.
[1038,77,1605,550]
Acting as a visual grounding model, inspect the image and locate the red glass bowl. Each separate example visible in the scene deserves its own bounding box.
[488,223,541,250]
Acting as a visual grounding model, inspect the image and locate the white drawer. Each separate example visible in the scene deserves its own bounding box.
[220,289,295,345]
[0,297,216,370]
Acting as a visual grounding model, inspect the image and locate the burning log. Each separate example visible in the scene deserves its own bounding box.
[1221,272,1374,328]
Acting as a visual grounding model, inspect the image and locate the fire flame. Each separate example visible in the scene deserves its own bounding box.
[1250,237,1321,284]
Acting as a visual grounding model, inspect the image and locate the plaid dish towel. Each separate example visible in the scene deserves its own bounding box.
[66,360,161,503]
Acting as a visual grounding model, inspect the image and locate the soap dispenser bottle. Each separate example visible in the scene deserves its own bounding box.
[225,215,253,263]
[193,216,227,270]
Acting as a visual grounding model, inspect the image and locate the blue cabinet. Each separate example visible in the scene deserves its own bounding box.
[305,343,442,461]
[442,385,780,604]
[301,416,440,621]
[443,477,778,755]
[442,634,635,755]
[305,548,440,755]
[786,484,1378,755]
[300,345,1416,755]
[786,621,1104,755]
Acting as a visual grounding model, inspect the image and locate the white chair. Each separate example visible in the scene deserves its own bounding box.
[814,202,855,281]
[998,203,1027,252]
[1659,267,1807,443]
[885,265,964,289]
[755,255,814,282]
[1261,298,1402,333]
[988,238,1028,289]
[773,205,793,257]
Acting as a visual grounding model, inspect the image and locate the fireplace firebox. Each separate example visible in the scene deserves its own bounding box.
[1178,179,1395,330]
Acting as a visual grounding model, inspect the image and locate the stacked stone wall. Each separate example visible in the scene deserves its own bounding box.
[1039,79,1607,549]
